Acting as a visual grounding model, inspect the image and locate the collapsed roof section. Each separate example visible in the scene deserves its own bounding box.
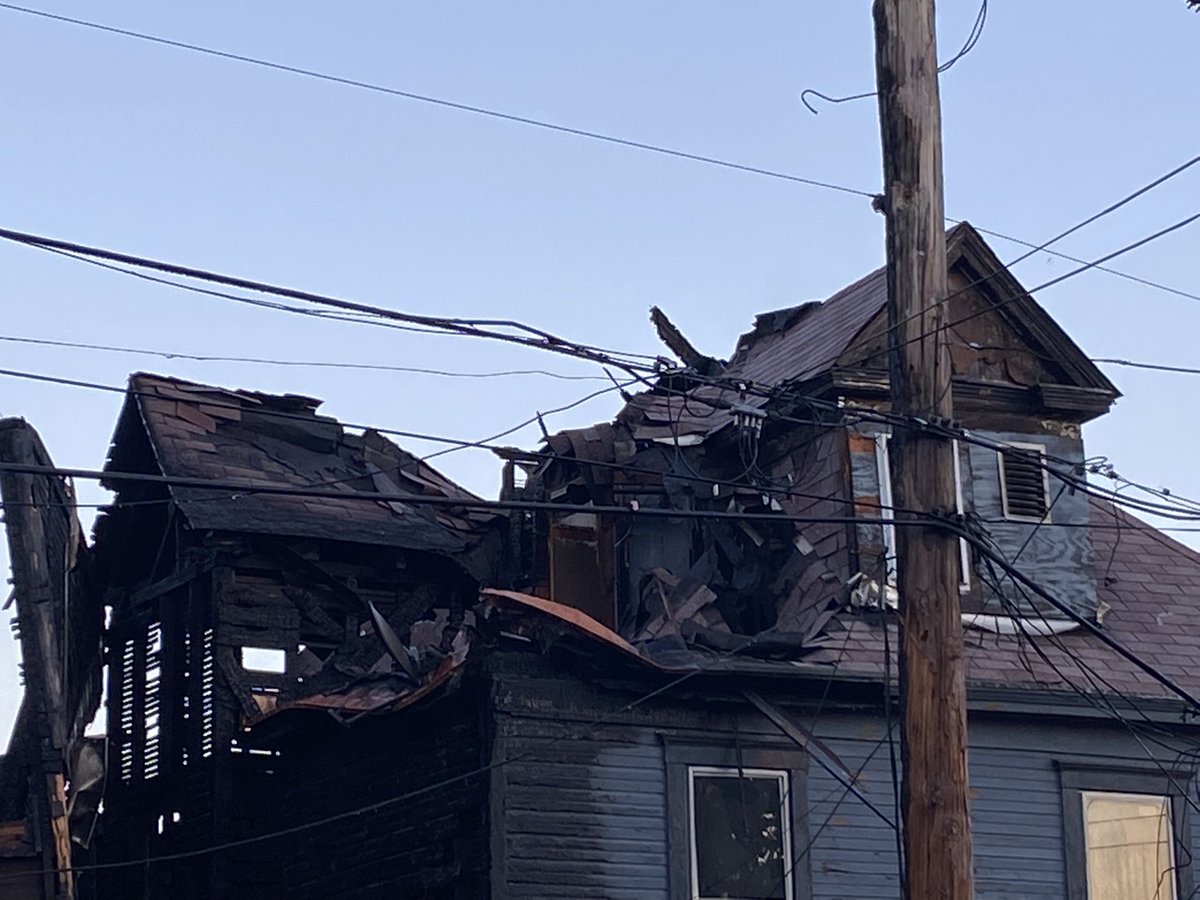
[512,224,1126,668]
[97,373,507,582]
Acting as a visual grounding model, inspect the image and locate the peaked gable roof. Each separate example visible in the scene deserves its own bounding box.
[598,223,1118,443]
[724,221,1117,395]
[101,373,504,569]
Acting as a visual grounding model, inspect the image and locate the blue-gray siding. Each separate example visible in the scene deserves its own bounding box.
[493,672,1200,898]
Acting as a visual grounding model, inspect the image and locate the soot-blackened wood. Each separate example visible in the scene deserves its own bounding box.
[873,0,974,898]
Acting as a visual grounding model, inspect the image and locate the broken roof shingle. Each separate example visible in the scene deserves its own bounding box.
[822,499,1200,703]
[104,373,504,567]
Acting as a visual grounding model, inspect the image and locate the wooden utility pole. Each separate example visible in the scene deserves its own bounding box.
[872,1,974,898]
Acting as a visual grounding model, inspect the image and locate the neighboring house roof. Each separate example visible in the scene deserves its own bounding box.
[823,499,1200,703]
[102,373,504,570]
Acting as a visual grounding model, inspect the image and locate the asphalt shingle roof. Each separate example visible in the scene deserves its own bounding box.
[823,498,1200,703]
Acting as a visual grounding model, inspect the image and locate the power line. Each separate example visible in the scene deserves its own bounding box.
[0,227,660,373]
[963,531,1200,714]
[9,357,1200,548]
[927,213,1200,352]
[843,153,1200,367]
[0,2,874,201]
[970,223,1200,307]
[800,0,987,113]
[1094,358,1200,377]
[10,360,1200,536]
[0,459,946,531]
[3,3,1199,320]
[0,333,606,381]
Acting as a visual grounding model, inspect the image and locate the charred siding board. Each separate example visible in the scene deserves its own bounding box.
[496,721,668,899]
[275,686,489,900]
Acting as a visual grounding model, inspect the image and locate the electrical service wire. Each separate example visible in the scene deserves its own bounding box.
[0,333,607,382]
[0,459,939,533]
[2,6,1198,314]
[10,361,1200,547]
[0,3,876,201]
[0,227,660,375]
[7,440,1200,719]
[843,152,1200,367]
[800,0,988,113]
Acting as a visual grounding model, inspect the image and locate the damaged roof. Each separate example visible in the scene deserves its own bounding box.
[490,496,1200,705]
[822,499,1200,703]
[103,373,503,565]
[591,222,1116,442]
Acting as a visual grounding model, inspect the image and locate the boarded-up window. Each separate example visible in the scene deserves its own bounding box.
[688,767,792,900]
[1061,766,1190,899]
[1083,791,1176,900]
[548,513,615,629]
[998,443,1050,522]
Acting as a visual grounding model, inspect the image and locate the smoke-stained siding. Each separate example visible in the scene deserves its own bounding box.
[490,658,1200,899]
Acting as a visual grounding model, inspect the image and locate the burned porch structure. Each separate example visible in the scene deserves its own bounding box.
[91,374,506,898]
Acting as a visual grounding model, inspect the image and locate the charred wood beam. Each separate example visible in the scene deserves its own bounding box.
[126,554,215,611]
[281,587,345,641]
[649,306,723,376]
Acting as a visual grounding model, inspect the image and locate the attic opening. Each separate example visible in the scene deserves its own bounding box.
[998,443,1050,522]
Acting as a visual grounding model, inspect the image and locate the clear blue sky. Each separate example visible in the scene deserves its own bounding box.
[2,1,1198,746]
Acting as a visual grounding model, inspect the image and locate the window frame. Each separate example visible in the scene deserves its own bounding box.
[665,741,810,900]
[875,433,971,591]
[997,441,1052,523]
[1059,763,1193,900]
[687,765,794,900]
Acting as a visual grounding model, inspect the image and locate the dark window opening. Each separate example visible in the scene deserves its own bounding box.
[666,742,808,900]
[689,767,792,900]
[548,513,615,629]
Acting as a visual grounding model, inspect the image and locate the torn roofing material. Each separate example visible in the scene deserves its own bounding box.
[821,498,1200,703]
[101,373,504,566]
[605,222,1117,442]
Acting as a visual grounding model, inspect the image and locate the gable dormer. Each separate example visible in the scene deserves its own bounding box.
[835,224,1119,621]
[833,222,1118,425]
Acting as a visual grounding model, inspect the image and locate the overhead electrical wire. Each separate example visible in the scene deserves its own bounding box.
[0,227,661,374]
[9,362,1200,539]
[6,452,1200,719]
[1094,358,1200,377]
[1,5,1198,315]
[0,459,942,532]
[842,152,1200,367]
[0,2,874,201]
[800,0,988,113]
[0,333,607,382]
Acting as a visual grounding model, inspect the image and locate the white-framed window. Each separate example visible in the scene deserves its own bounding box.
[1081,791,1177,900]
[875,433,971,591]
[687,766,794,900]
[997,441,1051,522]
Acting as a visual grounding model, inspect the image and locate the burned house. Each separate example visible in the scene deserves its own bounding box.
[2,223,1200,899]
